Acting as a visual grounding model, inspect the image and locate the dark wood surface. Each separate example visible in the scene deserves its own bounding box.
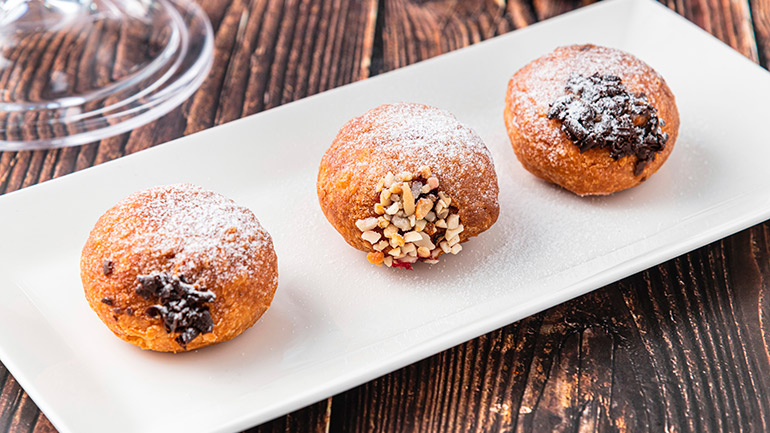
[2,0,770,432]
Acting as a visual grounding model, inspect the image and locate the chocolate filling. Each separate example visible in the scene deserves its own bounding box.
[102,259,113,276]
[136,272,216,349]
[547,73,668,176]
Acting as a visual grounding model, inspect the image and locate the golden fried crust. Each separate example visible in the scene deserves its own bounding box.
[80,184,278,353]
[317,103,500,253]
[504,44,680,196]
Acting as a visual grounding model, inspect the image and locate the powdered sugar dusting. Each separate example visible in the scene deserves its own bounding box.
[365,103,483,156]
[365,103,489,167]
[514,45,658,104]
[332,102,499,205]
[108,184,273,284]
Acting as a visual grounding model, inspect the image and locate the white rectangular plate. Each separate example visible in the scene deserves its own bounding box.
[2,0,770,431]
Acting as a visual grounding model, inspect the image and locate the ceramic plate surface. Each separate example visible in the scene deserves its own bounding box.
[2,0,770,431]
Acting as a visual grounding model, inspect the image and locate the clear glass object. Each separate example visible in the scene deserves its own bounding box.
[0,0,214,150]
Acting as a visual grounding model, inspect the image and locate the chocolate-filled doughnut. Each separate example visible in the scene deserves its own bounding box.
[505,44,679,195]
[81,184,278,352]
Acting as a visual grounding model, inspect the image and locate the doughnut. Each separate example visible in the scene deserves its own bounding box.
[317,103,499,269]
[80,184,278,353]
[504,44,679,195]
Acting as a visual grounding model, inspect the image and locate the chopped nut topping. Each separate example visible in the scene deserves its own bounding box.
[423,223,437,236]
[445,224,464,242]
[415,232,436,250]
[435,199,446,214]
[377,216,390,229]
[427,177,439,190]
[402,186,416,216]
[383,224,398,238]
[362,230,382,244]
[402,243,417,255]
[410,183,423,199]
[385,202,400,215]
[396,172,413,182]
[356,217,378,232]
[353,168,465,269]
[403,231,422,243]
[438,191,451,207]
[415,198,433,220]
[446,214,460,230]
[390,233,406,248]
[392,215,411,231]
[384,172,395,188]
[367,252,385,266]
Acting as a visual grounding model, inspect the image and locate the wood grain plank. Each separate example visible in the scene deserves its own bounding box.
[660,0,759,61]
[19,150,45,189]
[31,416,57,433]
[0,374,25,432]
[182,0,249,134]
[6,393,38,433]
[330,318,543,433]
[3,151,32,194]
[0,152,13,193]
[750,0,770,66]
[506,0,537,30]
[379,0,513,73]
[50,147,78,182]
[532,0,593,21]
[241,399,331,433]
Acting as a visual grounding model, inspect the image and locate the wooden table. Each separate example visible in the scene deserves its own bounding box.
[2,0,769,431]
